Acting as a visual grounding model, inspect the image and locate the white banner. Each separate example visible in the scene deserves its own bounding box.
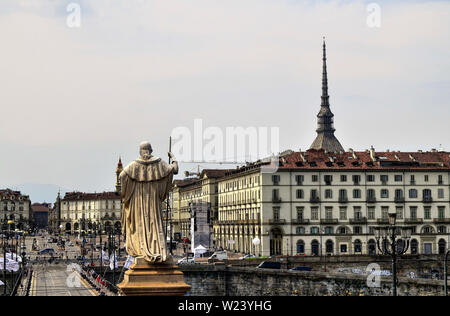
[109,251,118,270]
[101,250,109,262]
[124,255,133,270]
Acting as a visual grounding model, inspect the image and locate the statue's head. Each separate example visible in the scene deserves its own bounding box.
[139,141,153,160]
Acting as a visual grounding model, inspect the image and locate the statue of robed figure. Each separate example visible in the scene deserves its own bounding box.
[119,141,178,263]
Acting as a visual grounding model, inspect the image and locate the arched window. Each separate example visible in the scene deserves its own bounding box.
[311,240,319,256]
[411,239,418,254]
[368,239,376,255]
[296,240,305,254]
[338,226,349,234]
[396,239,406,253]
[326,240,334,254]
[439,239,446,255]
[354,239,362,253]
[421,226,435,234]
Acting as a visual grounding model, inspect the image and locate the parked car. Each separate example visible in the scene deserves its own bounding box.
[209,251,228,261]
[293,253,306,257]
[177,256,196,265]
[238,254,254,260]
[256,261,281,269]
[38,248,55,255]
[290,266,312,272]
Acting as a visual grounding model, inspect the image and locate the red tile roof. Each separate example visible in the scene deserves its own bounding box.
[277,149,450,171]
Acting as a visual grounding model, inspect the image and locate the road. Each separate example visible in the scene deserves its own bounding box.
[30,264,95,296]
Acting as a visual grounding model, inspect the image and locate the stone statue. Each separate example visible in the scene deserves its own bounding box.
[119,141,178,263]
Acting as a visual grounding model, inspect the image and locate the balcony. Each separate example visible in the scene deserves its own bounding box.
[272,197,282,203]
[405,218,424,224]
[310,197,320,203]
[394,197,405,203]
[268,219,286,225]
[320,218,338,225]
[377,218,390,225]
[433,218,450,224]
[350,217,367,224]
[423,197,433,203]
[366,196,376,203]
[338,197,348,203]
[292,219,310,225]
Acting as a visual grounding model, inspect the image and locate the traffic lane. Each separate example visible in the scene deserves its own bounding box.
[32,265,94,296]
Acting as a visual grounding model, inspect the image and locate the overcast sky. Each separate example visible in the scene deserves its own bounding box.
[0,0,449,201]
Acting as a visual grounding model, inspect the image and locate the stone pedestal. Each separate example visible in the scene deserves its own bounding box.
[117,258,191,296]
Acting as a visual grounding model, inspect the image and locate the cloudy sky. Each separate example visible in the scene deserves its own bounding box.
[0,0,449,202]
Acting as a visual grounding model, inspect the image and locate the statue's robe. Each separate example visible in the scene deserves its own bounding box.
[120,156,174,263]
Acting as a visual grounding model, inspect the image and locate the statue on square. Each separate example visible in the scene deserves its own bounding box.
[119,141,178,263]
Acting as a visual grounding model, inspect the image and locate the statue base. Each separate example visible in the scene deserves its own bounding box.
[117,257,191,296]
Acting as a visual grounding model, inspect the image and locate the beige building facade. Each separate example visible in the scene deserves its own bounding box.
[59,191,122,235]
[216,149,450,257]
[0,189,32,231]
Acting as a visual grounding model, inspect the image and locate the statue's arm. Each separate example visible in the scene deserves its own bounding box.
[168,152,179,175]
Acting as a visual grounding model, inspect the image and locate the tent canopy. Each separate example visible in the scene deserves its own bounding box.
[193,245,207,255]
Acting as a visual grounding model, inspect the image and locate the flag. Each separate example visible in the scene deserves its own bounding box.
[101,250,109,262]
[109,251,118,270]
[124,255,134,270]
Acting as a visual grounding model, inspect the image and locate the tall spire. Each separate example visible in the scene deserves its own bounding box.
[310,37,344,153]
[321,37,329,107]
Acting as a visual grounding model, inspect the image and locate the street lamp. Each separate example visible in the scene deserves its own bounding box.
[374,211,412,296]
[444,249,450,296]
[252,237,260,257]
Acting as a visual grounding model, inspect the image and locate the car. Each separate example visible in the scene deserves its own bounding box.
[238,254,254,260]
[256,261,281,269]
[177,256,196,265]
[38,248,55,255]
[290,266,312,272]
[293,253,306,257]
[209,251,229,261]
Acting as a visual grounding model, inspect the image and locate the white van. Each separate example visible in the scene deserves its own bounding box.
[208,251,228,261]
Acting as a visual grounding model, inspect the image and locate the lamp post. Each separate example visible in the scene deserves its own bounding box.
[374,211,412,296]
[2,226,7,296]
[444,249,450,296]
[98,223,103,277]
[252,237,260,257]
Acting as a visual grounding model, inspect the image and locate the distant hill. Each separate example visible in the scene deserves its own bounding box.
[7,183,72,204]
